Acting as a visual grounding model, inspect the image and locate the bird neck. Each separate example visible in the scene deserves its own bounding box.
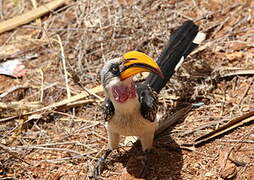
[110,81,136,103]
[104,78,140,115]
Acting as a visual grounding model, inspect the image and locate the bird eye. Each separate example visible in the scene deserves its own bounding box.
[110,64,120,75]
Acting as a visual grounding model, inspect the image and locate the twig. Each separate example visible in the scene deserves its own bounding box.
[239,77,253,105]
[34,151,97,166]
[219,139,254,143]
[93,131,108,141]
[69,70,104,101]
[220,88,226,116]
[82,87,104,101]
[62,99,96,109]
[54,110,98,124]
[13,141,96,152]
[0,0,69,34]
[0,85,29,98]
[16,146,85,156]
[194,111,254,146]
[179,145,196,152]
[211,16,230,38]
[0,0,3,19]
[0,101,42,110]
[219,147,234,175]
[228,156,247,167]
[194,3,242,22]
[179,119,229,137]
[26,82,58,99]
[0,143,31,165]
[191,0,202,14]
[173,10,193,20]
[0,85,103,123]
[213,68,254,79]
[30,0,38,9]
[39,69,44,102]
[57,34,71,99]
[30,0,42,25]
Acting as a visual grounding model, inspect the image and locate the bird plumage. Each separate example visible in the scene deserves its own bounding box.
[101,21,204,151]
[101,56,159,151]
[145,20,202,93]
[93,20,205,178]
[102,83,158,123]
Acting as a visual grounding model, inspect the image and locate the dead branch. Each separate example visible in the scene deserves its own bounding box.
[56,34,71,99]
[0,101,42,110]
[0,143,31,165]
[0,85,103,124]
[0,85,29,98]
[194,111,254,146]
[0,0,70,34]
[212,68,254,79]
[34,152,97,166]
[179,119,229,137]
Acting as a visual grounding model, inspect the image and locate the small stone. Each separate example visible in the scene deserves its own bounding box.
[205,172,214,177]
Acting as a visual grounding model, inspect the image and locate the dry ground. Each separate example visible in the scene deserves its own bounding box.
[0,0,253,179]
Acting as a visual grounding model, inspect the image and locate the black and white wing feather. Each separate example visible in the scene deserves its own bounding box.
[102,97,114,121]
[137,84,159,123]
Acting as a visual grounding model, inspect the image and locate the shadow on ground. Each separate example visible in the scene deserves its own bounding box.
[107,135,183,180]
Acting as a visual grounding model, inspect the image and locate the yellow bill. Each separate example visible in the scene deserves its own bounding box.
[120,51,164,80]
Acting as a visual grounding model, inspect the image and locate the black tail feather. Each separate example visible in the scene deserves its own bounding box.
[145,20,202,93]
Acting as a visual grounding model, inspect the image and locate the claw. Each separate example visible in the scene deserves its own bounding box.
[138,151,151,178]
[92,157,105,179]
[91,149,112,179]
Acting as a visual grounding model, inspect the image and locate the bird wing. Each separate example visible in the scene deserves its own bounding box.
[137,83,158,122]
[102,97,114,121]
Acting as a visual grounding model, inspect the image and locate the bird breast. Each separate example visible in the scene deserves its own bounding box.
[107,97,157,136]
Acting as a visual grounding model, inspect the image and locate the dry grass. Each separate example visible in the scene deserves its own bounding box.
[0,0,253,179]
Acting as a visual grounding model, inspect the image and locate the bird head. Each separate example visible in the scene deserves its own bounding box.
[101,51,163,89]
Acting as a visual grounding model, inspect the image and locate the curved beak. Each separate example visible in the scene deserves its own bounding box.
[120,51,164,81]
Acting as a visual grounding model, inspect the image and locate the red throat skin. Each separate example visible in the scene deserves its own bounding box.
[111,83,136,103]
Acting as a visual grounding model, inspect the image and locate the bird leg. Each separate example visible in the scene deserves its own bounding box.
[92,149,112,179]
[137,129,155,178]
[139,150,152,178]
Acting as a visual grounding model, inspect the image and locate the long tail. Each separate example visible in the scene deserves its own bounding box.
[145,20,206,93]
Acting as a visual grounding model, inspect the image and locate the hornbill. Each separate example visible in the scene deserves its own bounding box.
[92,20,205,178]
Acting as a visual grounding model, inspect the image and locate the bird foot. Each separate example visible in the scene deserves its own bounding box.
[92,158,105,179]
[138,151,151,178]
[90,149,112,179]
[138,162,150,178]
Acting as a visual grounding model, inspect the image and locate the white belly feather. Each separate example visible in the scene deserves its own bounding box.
[107,97,157,137]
